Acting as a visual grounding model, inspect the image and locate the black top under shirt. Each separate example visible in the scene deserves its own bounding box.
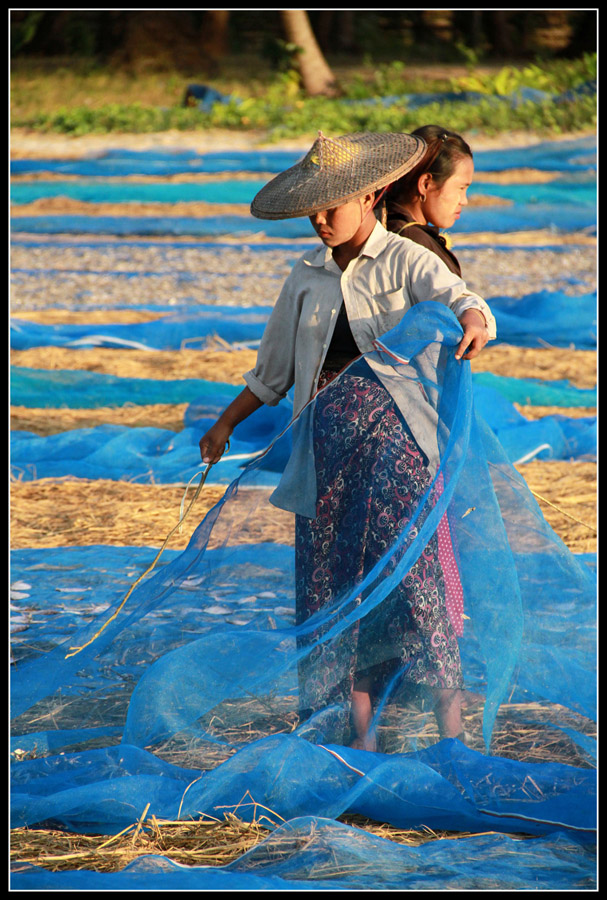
[322,301,360,371]
[386,203,462,277]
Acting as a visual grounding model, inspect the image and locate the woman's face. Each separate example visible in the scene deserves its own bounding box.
[309,195,375,249]
[422,155,474,229]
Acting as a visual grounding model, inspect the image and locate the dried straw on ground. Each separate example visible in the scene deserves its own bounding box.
[9,811,491,877]
[10,342,597,388]
[10,400,596,438]
[513,460,596,554]
[10,459,596,554]
[11,190,512,220]
[11,403,189,435]
[471,344,596,389]
[10,479,226,551]
[15,307,168,325]
[11,344,258,383]
[11,197,253,218]
[513,404,596,419]
[9,479,296,551]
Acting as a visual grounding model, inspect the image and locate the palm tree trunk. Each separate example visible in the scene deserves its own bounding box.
[280,10,339,97]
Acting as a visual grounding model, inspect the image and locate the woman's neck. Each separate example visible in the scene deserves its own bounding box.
[332,217,376,271]
[398,198,427,225]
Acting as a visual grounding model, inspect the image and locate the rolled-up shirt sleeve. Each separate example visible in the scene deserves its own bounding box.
[405,245,497,340]
[243,263,302,406]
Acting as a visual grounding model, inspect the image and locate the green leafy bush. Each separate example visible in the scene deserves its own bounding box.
[11,54,596,138]
[451,52,596,96]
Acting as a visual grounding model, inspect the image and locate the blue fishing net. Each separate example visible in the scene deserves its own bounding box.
[10,179,270,205]
[10,174,596,207]
[9,204,597,236]
[489,291,596,350]
[10,366,241,409]
[9,149,305,177]
[9,291,597,350]
[10,821,595,891]
[10,375,595,485]
[9,136,596,178]
[10,304,272,351]
[11,304,596,893]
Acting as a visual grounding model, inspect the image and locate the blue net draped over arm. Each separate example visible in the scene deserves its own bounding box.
[10,303,595,855]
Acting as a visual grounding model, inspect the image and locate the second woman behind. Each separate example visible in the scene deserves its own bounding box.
[385,124,474,277]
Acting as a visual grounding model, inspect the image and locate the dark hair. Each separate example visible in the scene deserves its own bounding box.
[388,125,473,205]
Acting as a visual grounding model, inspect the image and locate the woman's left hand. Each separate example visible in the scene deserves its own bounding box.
[455,308,490,360]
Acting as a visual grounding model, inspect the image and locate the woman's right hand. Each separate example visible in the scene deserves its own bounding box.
[198,386,264,466]
[199,420,233,465]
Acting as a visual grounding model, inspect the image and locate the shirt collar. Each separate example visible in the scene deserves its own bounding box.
[360,220,390,258]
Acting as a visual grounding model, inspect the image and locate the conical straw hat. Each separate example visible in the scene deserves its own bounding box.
[250,131,427,220]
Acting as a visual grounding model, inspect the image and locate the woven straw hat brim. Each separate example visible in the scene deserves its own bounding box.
[250,132,426,220]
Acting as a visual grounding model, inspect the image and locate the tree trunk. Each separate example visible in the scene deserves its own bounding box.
[490,11,516,57]
[338,11,356,52]
[280,10,340,97]
[200,10,230,67]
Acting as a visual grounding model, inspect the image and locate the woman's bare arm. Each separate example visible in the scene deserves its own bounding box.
[199,386,263,464]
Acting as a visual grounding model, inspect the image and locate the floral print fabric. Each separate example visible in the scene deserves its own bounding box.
[295,368,463,737]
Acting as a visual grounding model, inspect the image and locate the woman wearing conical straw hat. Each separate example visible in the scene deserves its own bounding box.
[199,131,496,751]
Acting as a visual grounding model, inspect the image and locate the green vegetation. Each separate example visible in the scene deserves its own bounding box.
[10,54,596,139]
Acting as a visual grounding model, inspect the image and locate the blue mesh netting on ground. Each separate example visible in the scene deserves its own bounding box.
[9,136,596,178]
[11,363,592,412]
[9,385,292,485]
[10,820,596,891]
[10,364,596,484]
[10,304,596,889]
[9,387,596,485]
[10,366,243,408]
[9,304,273,351]
[9,149,305,177]
[9,174,596,207]
[8,236,588,255]
[9,136,597,237]
[9,291,598,350]
[9,204,597,236]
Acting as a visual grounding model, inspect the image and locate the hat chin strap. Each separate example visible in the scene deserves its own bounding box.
[358,183,391,228]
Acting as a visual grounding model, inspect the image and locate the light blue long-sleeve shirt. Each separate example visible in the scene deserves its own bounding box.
[244,221,496,517]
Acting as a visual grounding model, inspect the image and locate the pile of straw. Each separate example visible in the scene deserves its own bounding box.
[11,403,189,435]
[10,809,484,877]
[10,479,227,550]
[471,344,596,389]
[11,341,597,390]
[11,197,252,218]
[513,460,596,554]
[10,459,596,554]
[11,344,258,383]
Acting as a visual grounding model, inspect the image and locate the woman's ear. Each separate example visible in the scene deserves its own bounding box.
[417,172,433,197]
